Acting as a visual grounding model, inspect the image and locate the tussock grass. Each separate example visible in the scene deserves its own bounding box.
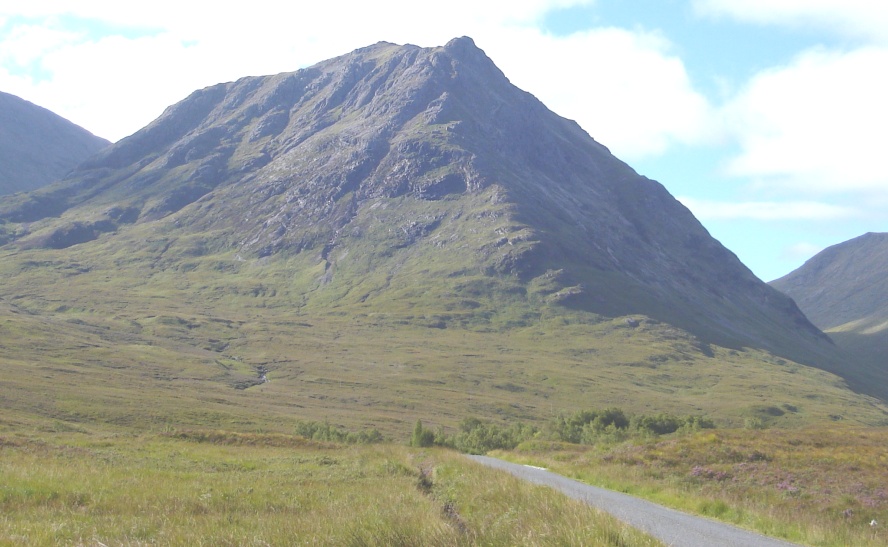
[499,425,888,546]
[2,217,888,439]
[165,429,337,448]
[0,431,662,546]
[2,268,884,438]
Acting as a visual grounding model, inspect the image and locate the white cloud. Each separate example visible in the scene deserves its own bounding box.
[0,30,215,140]
[677,197,856,220]
[485,27,719,160]
[721,46,888,195]
[0,24,81,69]
[694,0,888,42]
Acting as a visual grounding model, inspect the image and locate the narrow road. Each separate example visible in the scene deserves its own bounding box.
[468,455,802,547]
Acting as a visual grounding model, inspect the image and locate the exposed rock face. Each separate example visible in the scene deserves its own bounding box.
[0,37,829,360]
[0,91,109,195]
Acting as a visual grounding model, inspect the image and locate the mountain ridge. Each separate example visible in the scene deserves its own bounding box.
[0,90,109,196]
[771,232,888,377]
[771,232,888,329]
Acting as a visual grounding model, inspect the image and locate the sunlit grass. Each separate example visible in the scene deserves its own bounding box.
[0,430,662,546]
[498,425,888,546]
[2,259,884,438]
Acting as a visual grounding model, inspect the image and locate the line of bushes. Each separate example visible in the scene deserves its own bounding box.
[411,418,538,454]
[294,420,384,444]
[548,408,714,445]
[411,408,715,454]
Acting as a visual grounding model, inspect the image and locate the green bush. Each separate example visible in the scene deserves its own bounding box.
[294,420,384,444]
[544,408,715,445]
[451,417,537,454]
[633,413,714,435]
[411,419,436,447]
[546,408,629,444]
[410,417,537,454]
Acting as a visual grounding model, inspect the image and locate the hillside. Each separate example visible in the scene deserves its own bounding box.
[0,91,109,196]
[772,232,888,372]
[1,38,885,433]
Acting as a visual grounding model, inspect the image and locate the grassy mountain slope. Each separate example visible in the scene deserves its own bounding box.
[0,91,109,196]
[1,238,885,435]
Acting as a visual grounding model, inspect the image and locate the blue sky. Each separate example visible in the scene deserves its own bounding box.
[1,1,886,281]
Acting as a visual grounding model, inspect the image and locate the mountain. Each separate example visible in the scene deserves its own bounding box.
[771,232,888,370]
[1,38,883,431]
[0,91,110,196]
[0,38,824,354]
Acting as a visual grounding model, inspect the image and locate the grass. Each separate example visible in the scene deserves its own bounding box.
[495,425,888,546]
[0,427,662,546]
[3,236,887,437]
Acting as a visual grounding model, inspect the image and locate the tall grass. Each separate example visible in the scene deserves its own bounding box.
[2,238,887,440]
[0,430,661,546]
[499,425,888,546]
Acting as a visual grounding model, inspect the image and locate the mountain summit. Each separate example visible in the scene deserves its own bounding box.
[1,37,828,363]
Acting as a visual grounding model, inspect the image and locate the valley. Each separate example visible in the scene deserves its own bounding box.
[1,35,887,546]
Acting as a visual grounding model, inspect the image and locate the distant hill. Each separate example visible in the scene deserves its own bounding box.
[0,91,109,196]
[0,38,883,432]
[772,232,888,368]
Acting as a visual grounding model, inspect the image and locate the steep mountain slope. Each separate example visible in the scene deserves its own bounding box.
[0,91,109,196]
[772,232,888,329]
[772,232,888,370]
[1,38,883,430]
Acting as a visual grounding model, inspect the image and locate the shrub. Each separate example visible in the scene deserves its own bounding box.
[294,420,384,444]
[411,420,435,447]
[451,417,537,454]
[634,413,715,435]
[411,417,537,454]
[546,408,629,444]
[544,408,715,445]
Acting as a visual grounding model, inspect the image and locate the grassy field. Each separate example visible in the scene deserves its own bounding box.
[0,425,662,546]
[496,426,888,547]
[3,241,886,437]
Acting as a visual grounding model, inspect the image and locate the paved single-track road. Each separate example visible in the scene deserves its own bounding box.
[468,455,802,547]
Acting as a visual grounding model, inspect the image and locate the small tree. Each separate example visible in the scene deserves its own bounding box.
[411,419,435,447]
